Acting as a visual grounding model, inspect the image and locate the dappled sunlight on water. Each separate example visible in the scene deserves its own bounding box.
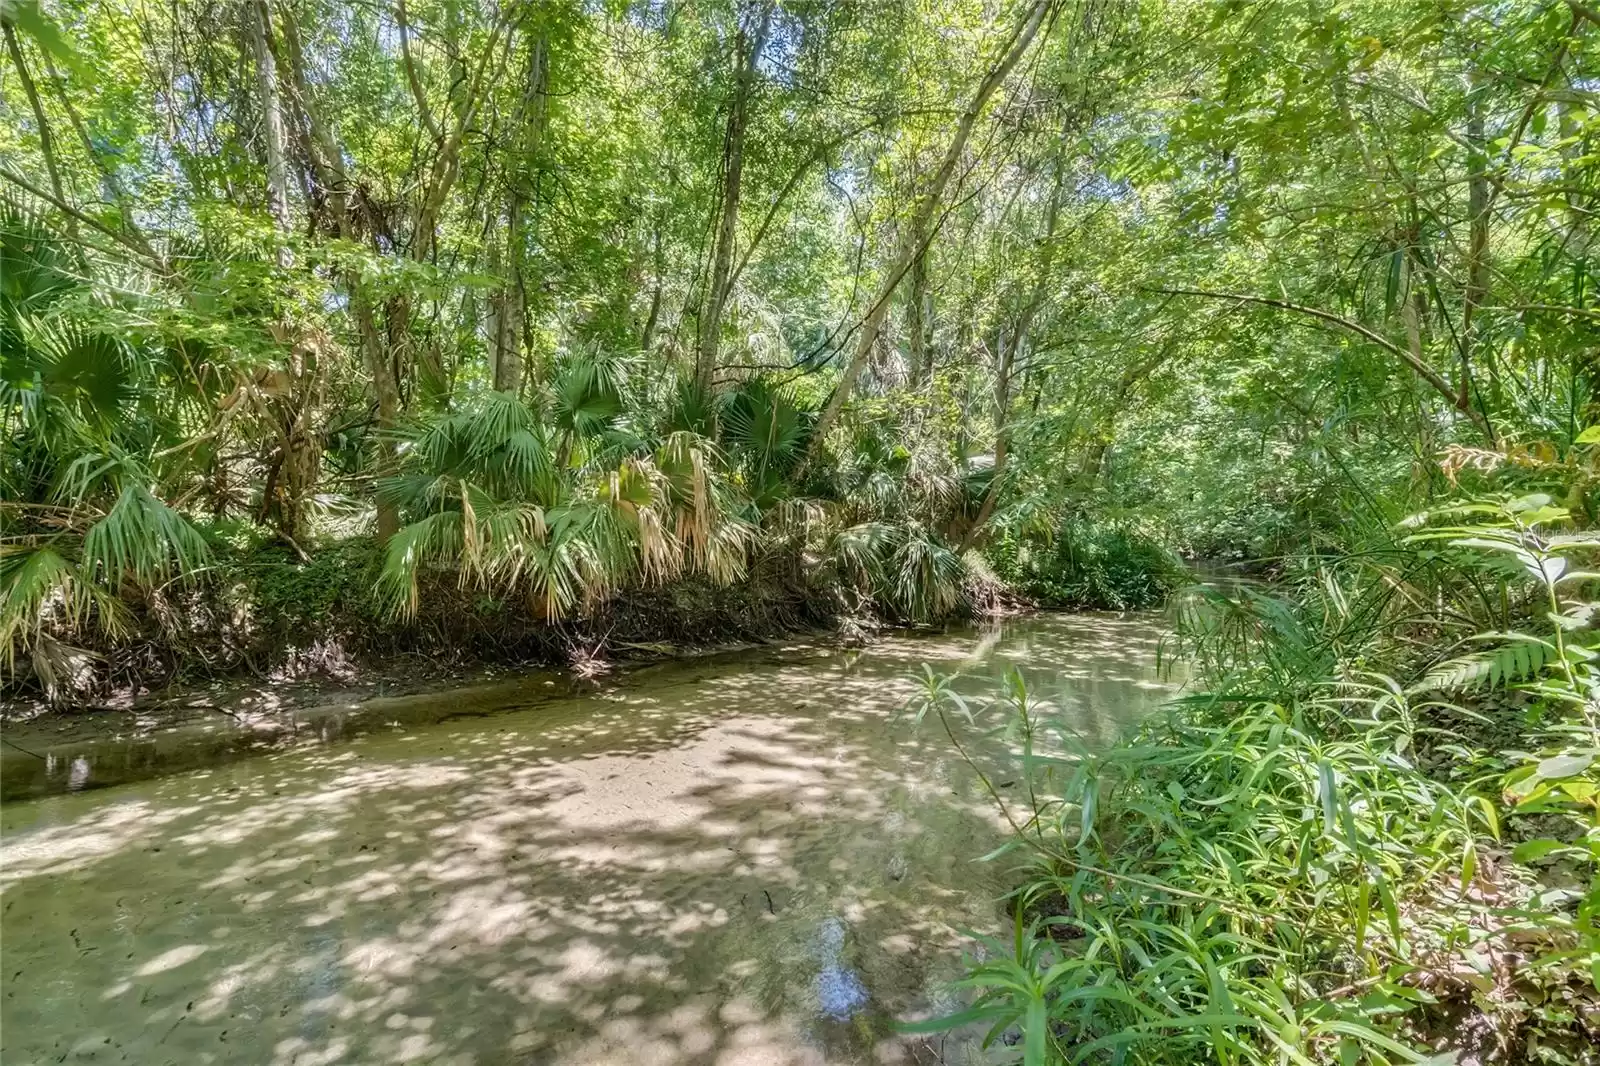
[1,612,1180,1065]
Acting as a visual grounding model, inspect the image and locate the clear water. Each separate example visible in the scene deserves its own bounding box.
[0,612,1179,1065]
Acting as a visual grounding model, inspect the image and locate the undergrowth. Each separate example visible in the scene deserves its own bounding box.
[910,493,1600,1065]
[986,521,1188,611]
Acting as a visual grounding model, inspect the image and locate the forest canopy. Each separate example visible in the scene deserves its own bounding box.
[0,0,1595,678]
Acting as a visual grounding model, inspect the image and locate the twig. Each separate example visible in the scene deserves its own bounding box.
[3,736,47,760]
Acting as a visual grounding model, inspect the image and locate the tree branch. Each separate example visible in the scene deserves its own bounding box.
[1152,287,1491,436]
[395,0,442,143]
[0,166,166,269]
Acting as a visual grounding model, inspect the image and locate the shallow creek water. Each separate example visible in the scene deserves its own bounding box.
[0,612,1179,1066]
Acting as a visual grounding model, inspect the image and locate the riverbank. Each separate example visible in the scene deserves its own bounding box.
[2,539,849,711]
[3,527,1177,713]
[0,630,852,802]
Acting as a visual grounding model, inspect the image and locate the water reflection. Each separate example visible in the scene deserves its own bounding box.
[813,917,869,1022]
[0,611,1181,1065]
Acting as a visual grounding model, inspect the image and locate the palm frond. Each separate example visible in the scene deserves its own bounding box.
[376,510,465,618]
[81,483,210,588]
[891,529,967,621]
[0,544,128,668]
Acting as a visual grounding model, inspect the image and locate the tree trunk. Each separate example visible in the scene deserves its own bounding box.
[642,218,665,353]
[251,0,326,544]
[487,239,523,393]
[492,28,548,394]
[957,329,1015,551]
[276,9,351,233]
[1460,71,1489,411]
[804,0,1053,464]
[249,0,291,249]
[3,24,71,238]
[694,1,775,391]
[353,290,402,540]
[1560,99,1589,255]
[906,227,932,384]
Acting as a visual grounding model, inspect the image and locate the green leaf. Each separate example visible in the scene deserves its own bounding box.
[1,0,84,74]
[1472,796,1500,841]
[1511,839,1569,863]
[1376,874,1403,951]
[1024,996,1047,1066]
[1319,759,1337,836]
[1410,637,1554,694]
[1506,493,1554,513]
[1535,753,1593,780]
[893,1005,1005,1034]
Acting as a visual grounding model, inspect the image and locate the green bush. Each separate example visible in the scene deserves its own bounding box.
[987,522,1188,610]
[231,540,386,640]
[905,672,1487,1066]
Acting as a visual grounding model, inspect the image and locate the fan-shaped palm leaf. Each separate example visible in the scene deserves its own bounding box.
[0,544,128,668]
[80,482,211,588]
[553,352,626,439]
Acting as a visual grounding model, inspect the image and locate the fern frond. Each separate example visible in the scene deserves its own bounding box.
[1409,635,1557,694]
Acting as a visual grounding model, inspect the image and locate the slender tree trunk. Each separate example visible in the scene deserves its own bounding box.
[804,0,1053,465]
[1460,71,1489,411]
[354,290,402,540]
[641,218,665,353]
[906,225,932,384]
[694,1,775,391]
[486,240,519,392]
[1560,100,1587,248]
[956,329,1015,550]
[250,0,324,544]
[3,24,71,239]
[249,0,291,259]
[277,10,350,232]
[492,28,548,394]
[1401,227,1427,380]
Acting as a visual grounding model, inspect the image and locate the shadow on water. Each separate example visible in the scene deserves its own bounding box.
[0,611,1181,1065]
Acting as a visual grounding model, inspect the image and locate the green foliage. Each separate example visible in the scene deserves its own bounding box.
[1410,635,1556,695]
[235,540,385,639]
[721,379,814,511]
[987,521,1188,610]
[909,670,1484,1065]
[374,387,758,622]
[919,491,1600,1064]
[1,2,1598,1059]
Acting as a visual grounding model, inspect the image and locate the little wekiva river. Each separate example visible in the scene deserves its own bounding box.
[0,612,1179,1065]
